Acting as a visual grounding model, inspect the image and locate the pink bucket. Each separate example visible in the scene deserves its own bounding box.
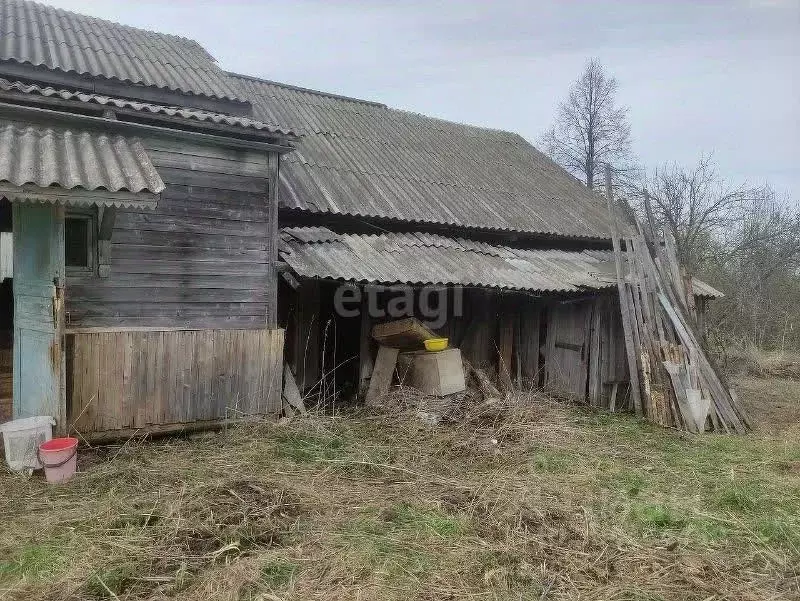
[38,437,78,483]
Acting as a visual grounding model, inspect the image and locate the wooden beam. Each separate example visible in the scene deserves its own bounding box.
[97,206,117,240]
[605,164,643,416]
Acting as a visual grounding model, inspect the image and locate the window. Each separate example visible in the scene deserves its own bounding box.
[65,214,94,271]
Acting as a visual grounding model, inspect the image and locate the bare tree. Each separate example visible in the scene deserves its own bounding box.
[542,59,632,190]
[638,156,800,350]
[641,155,761,274]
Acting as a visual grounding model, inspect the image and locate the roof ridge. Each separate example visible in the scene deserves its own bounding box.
[7,0,212,57]
[226,71,387,108]
[227,71,526,140]
[387,106,522,138]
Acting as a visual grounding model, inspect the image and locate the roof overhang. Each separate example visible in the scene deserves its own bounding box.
[0,183,159,209]
[280,227,617,294]
[0,117,164,209]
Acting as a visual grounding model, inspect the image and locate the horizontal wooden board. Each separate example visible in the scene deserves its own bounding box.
[140,199,267,223]
[115,212,269,237]
[158,167,268,193]
[67,315,268,330]
[112,244,267,263]
[67,285,268,304]
[143,138,269,165]
[149,150,269,178]
[69,273,267,289]
[108,259,267,276]
[161,185,269,207]
[111,229,268,251]
[66,301,268,319]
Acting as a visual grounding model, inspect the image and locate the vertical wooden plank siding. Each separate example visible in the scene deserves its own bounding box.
[544,300,592,400]
[66,328,284,434]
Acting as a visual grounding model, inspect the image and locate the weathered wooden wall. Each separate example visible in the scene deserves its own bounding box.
[66,328,283,433]
[283,281,630,405]
[66,137,277,330]
[543,299,592,399]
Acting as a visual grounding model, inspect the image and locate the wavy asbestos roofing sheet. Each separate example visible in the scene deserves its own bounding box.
[0,77,296,136]
[0,0,241,101]
[230,74,619,239]
[0,121,165,194]
[280,227,618,293]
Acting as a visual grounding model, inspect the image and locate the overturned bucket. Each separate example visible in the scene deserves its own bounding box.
[38,437,78,483]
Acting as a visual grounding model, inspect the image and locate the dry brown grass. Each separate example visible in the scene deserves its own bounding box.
[1,386,799,601]
[722,347,800,380]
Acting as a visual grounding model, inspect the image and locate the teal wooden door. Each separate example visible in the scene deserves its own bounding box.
[12,204,65,423]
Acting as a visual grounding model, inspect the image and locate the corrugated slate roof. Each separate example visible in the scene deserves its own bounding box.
[0,121,164,193]
[0,77,296,136]
[690,278,724,299]
[281,227,723,298]
[231,74,619,239]
[0,0,242,102]
[280,227,618,293]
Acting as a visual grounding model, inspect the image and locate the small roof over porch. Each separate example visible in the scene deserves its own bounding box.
[0,120,165,209]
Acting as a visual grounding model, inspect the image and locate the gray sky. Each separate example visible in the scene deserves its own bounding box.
[46,0,800,199]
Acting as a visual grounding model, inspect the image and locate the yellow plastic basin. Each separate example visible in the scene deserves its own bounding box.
[424,337,449,352]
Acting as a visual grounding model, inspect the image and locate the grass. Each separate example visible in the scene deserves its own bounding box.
[0,380,798,600]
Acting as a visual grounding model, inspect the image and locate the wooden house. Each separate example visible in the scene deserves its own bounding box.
[0,0,721,437]
[0,0,296,436]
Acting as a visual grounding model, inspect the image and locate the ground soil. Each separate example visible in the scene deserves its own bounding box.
[0,378,798,601]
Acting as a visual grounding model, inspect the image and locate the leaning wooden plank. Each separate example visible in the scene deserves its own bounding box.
[282,363,307,415]
[605,166,643,416]
[663,361,699,433]
[686,388,711,432]
[658,293,746,432]
[365,345,400,406]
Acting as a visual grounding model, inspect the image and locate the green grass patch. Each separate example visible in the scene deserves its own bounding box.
[84,565,136,599]
[382,503,466,537]
[755,515,800,548]
[260,560,298,590]
[272,431,348,463]
[629,503,686,535]
[336,516,435,582]
[0,542,70,582]
[617,471,648,497]
[716,481,764,512]
[529,449,575,473]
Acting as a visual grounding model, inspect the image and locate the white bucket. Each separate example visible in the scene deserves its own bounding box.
[0,416,56,471]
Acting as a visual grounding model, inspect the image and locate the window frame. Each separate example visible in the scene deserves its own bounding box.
[64,210,96,275]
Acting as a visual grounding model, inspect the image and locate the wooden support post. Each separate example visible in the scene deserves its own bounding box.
[498,298,514,391]
[358,289,374,398]
[365,345,398,406]
[96,206,117,278]
[605,164,643,416]
[292,280,320,394]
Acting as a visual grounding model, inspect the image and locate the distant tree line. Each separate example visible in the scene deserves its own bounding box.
[542,60,800,352]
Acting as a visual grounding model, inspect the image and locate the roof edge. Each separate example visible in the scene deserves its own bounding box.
[226,71,388,108]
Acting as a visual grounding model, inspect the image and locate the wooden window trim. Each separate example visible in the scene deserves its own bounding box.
[65,210,96,275]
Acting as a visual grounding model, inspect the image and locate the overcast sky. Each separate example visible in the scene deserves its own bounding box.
[46,0,800,199]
